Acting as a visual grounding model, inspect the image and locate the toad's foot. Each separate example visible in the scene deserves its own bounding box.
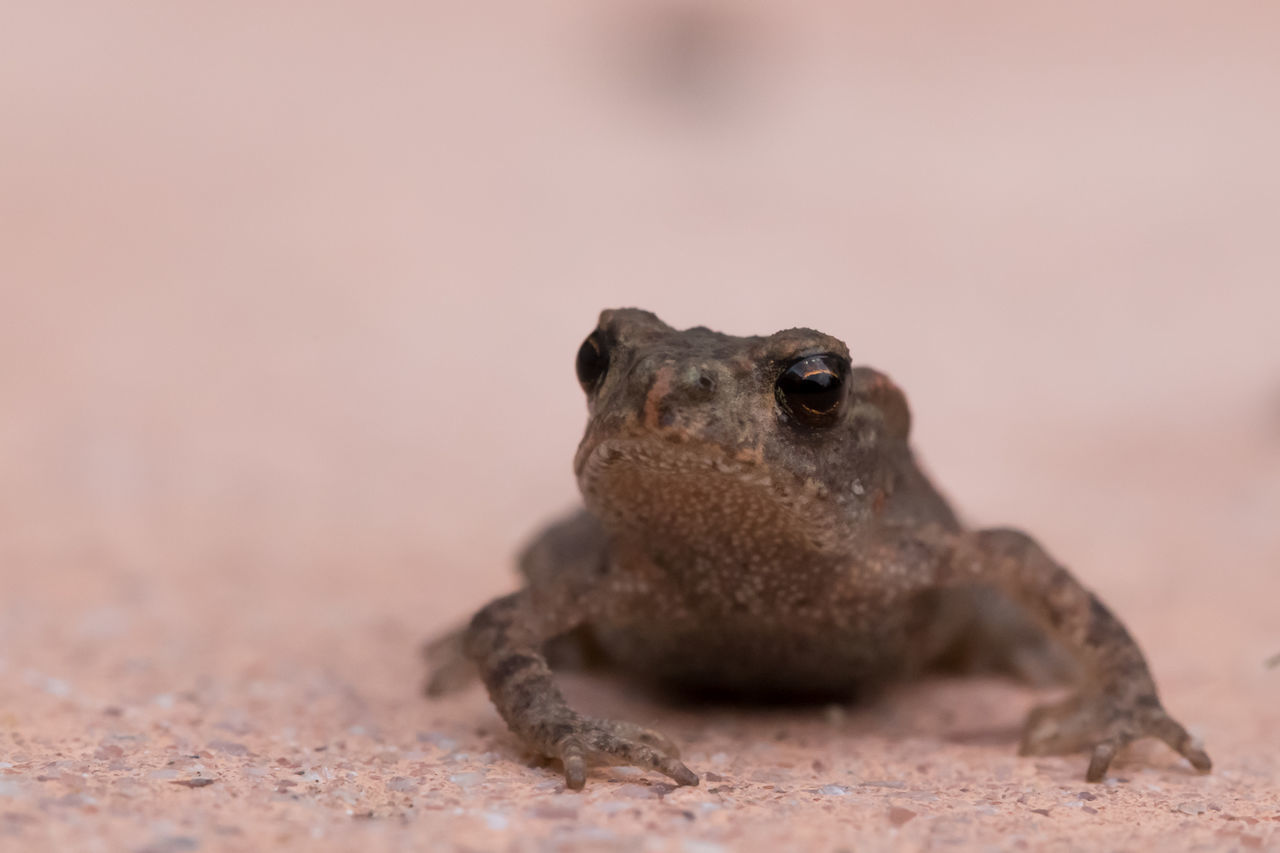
[937,528,1211,782]
[546,715,697,790]
[464,589,697,790]
[1019,691,1212,782]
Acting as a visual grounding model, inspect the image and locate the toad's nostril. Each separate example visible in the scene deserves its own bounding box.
[683,366,716,400]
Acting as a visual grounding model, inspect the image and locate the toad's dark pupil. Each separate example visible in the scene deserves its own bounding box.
[576,334,609,390]
[777,355,844,425]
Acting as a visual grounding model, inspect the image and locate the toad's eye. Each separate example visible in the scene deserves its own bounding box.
[776,354,846,427]
[575,332,610,391]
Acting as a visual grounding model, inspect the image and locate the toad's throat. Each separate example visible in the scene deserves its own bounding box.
[576,438,843,556]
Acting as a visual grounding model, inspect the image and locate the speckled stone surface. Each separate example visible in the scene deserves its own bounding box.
[4,481,1277,852]
[3,2,1280,850]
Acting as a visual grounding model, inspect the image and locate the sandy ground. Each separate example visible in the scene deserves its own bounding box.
[2,2,1279,850]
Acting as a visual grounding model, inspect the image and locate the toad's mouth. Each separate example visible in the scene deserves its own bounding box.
[574,436,844,555]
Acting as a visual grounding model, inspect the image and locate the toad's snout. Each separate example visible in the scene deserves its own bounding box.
[635,359,720,429]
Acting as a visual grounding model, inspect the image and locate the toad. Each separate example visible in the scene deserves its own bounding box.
[426,308,1210,789]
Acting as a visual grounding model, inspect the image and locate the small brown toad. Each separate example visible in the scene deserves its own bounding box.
[426,308,1210,789]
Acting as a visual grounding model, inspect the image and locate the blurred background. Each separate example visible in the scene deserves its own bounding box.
[1,2,1278,843]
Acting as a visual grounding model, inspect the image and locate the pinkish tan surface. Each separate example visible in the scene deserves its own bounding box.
[2,2,1279,851]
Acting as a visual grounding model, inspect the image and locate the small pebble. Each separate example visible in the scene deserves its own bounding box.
[208,741,248,756]
[171,778,216,789]
[532,788,583,819]
[682,841,725,853]
[417,732,458,752]
[614,783,661,799]
[888,806,917,826]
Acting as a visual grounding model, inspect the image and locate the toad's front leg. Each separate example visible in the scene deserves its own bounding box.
[463,589,697,790]
[940,528,1211,782]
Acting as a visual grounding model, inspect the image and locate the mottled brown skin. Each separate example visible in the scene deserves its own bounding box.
[426,308,1211,789]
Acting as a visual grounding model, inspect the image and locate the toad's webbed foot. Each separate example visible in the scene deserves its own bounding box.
[937,527,1212,782]
[1019,691,1211,782]
[464,589,698,789]
[543,715,696,790]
